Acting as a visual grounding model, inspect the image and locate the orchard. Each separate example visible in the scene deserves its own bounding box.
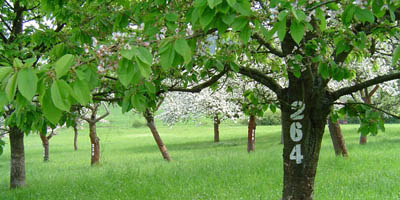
[1,0,400,199]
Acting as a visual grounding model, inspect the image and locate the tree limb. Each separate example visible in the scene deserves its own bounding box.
[334,102,400,119]
[0,32,7,43]
[307,0,340,12]
[251,33,285,57]
[94,102,110,123]
[238,66,283,99]
[332,72,400,100]
[162,68,228,94]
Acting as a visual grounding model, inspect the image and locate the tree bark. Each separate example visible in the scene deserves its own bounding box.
[327,117,348,157]
[280,73,332,200]
[89,122,100,165]
[359,135,367,145]
[9,126,26,189]
[144,110,171,161]
[247,115,256,152]
[213,114,220,143]
[39,134,49,161]
[73,123,78,151]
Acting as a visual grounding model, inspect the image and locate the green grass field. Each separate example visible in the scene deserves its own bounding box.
[0,107,399,200]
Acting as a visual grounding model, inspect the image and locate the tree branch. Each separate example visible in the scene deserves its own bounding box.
[332,72,400,100]
[0,32,7,43]
[307,0,340,12]
[238,66,283,99]
[94,102,110,123]
[0,15,13,32]
[334,102,400,119]
[251,33,285,57]
[163,68,228,94]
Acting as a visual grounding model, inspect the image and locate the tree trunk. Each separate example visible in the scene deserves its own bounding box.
[89,122,100,165]
[359,135,367,145]
[213,114,220,143]
[9,126,26,189]
[280,74,332,200]
[39,134,49,161]
[328,117,348,157]
[144,110,171,161]
[73,123,78,151]
[247,115,256,152]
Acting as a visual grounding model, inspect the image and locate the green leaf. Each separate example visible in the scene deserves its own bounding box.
[222,14,235,25]
[174,38,192,64]
[392,45,400,66]
[355,7,375,23]
[51,80,71,112]
[136,47,153,66]
[41,89,62,125]
[136,57,152,79]
[131,94,146,112]
[0,92,8,110]
[270,104,277,113]
[315,8,326,31]
[160,44,176,71]
[13,58,23,68]
[200,8,216,29]
[234,0,251,16]
[372,0,386,17]
[145,81,156,94]
[230,62,239,72]
[239,26,251,44]
[17,68,37,101]
[0,67,13,82]
[5,73,17,101]
[165,13,178,21]
[226,0,236,7]
[276,18,287,42]
[231,17,248,31]
[342,4,356,25]
[290,19,305,45]
[194,0,207,7]
[318,62,329,79]
[207,0,222,9]
[117,58,135,87]
[55,54,75,79]
[121,49,135,60]
[72,80,91,105]
[292,8,307,22]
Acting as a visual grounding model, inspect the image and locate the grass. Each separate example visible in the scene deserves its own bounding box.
[0,107,400,199]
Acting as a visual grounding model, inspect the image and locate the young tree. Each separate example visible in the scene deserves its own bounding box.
[79,103,109,165]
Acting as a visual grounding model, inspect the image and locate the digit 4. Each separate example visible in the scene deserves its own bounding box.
[290,144,303,164]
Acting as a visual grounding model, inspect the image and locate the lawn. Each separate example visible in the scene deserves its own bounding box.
[0,107,399,200]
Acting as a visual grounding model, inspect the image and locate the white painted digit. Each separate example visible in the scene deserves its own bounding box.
[290,122,303,142]
[290,101,305,120]
[91,144,94,156]
[289,144,303,164]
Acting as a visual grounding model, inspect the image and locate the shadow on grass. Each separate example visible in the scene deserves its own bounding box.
[120,133,281,154]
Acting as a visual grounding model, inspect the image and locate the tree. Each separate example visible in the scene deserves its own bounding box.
[79,103,109,165]
[327,116,348,157]
[39,127,57,162]
[0,0,118,187]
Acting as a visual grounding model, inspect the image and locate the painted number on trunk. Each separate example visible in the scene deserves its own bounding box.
[289,101,305,164]
[91,144,94,156]
[290,144,304,164]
